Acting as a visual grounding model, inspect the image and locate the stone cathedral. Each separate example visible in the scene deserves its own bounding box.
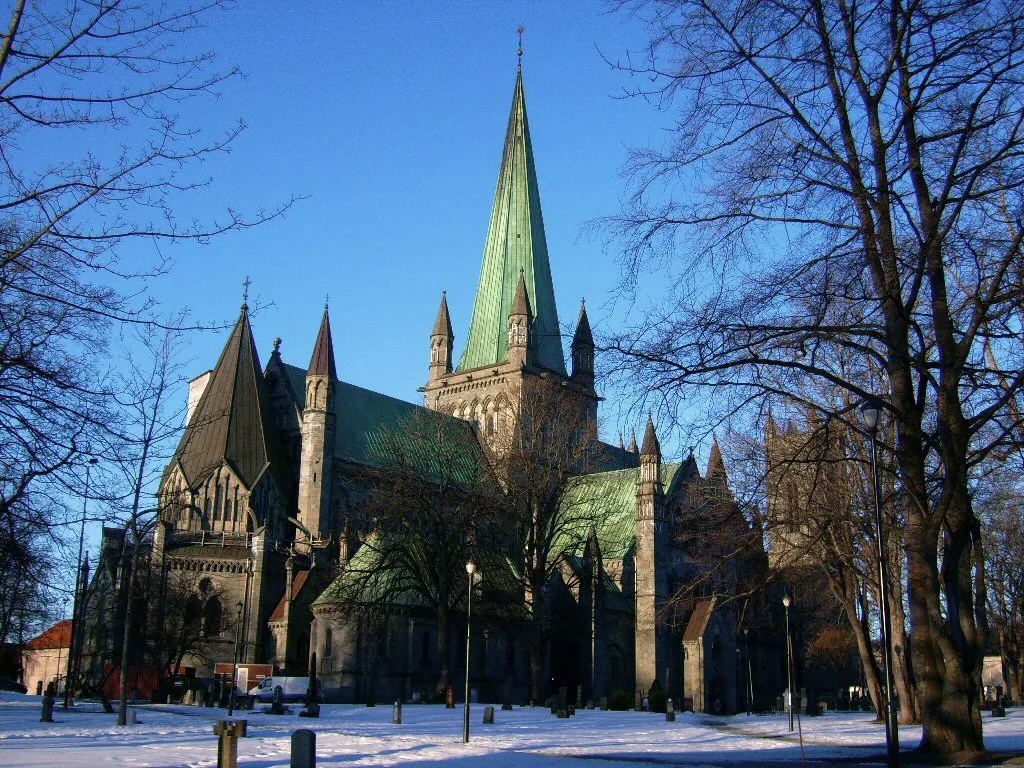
[97,66,761,711]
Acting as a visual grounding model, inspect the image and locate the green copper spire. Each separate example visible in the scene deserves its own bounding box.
[457,70,565,374]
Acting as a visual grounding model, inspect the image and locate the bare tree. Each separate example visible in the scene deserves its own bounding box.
[342,410,499,695]
[606,0,1024,755]
[0,0,293,575]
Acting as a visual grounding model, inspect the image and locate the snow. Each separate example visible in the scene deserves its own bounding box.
[1,694,1022,767]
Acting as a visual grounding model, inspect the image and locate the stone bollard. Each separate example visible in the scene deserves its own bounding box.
[40,692,55,723]
[666,698,675,722]
[291,728,316,768]
[482,705,494,724]
[126,707,137,725]
[393,701,402,724]
[213,720,246,768]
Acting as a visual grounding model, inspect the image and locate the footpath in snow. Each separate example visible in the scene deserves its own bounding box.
[1,694,1023,767]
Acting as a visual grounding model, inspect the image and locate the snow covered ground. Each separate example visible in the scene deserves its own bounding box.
[1,694,1022,767]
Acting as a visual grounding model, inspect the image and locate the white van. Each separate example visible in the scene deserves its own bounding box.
[255,676,318,703]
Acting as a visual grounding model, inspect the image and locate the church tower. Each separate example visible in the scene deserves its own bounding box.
[423,66,597,446]
[571,300,597,436]
[635,416,668,694]
[297,307,336,547]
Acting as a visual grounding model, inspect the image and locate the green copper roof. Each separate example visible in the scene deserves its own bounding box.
[457,70,565,374]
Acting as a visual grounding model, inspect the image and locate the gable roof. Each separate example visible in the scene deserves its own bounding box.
[457,70,565,375]
[269,569,312,623]
[683,597,718,643]
[25,620,71,650]
[171,306,288,492]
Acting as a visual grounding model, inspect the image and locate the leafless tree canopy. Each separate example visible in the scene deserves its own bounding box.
[607,0,1024,756]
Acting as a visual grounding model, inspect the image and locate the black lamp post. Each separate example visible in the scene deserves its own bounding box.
[463,560,476,744]
[782,594,794,731]
[229,600,243,716]
[859,399,900,768]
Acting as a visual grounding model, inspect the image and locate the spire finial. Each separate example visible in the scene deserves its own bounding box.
[242,275,252,309]
[273,337,282,354]
[517,24,524,69]
[325,293,329,311]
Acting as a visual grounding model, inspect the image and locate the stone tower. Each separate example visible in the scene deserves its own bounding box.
[571,301,597,436]
[634,416,668,694]
[422,68,597,445]
[297,306,336,547]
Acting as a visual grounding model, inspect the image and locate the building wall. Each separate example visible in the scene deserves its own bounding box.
[22,647,69,696]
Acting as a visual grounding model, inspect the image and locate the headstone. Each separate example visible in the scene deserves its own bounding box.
[446,687,455,709]
[40,685,55,723]
[35,681,42,696]
[183,689,193,706]
[126,707,137,725]
[301,653,320,719]
[567,704,576,717]
[291,728,316,768]
[393,701,402,724]
[213,720,245,768]
[131,687,139,704]
[666,698,675,722]
[556,708,568,718]
[586,699,594,710]
[993,706,1007,717]
[600,696,608,711]
[502,681,513,711]
[576,685,583,709]
[482,705,494,724]
[642,697,650,712]
[270,686,286,715]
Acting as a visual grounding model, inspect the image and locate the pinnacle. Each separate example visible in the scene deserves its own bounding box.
[640,415,661,458]
[433,291,454,338]
[308,306,337,379]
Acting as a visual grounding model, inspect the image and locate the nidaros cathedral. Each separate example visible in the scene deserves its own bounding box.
[87,63,777,712]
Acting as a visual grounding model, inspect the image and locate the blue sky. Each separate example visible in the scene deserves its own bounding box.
[122,3,701,456]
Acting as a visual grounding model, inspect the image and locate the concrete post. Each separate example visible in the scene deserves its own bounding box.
[291,728,316,768]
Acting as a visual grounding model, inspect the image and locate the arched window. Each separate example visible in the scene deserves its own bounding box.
[204,596,222,638]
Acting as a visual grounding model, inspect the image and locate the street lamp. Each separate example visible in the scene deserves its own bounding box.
[744,628,752,716]
[860,399,900,768]
[463,560,476,744]
[782,594,793,732]
[229,600,243,716]
[66,456,98,708]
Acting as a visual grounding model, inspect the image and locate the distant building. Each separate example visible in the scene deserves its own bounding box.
[84,63,769,711]
[22,620,71,696]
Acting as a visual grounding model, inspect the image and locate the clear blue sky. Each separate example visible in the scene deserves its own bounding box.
[143,3,686,453]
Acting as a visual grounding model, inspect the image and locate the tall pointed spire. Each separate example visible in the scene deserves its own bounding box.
[707,436,726,480]
[172,305,287,491]
[640,415,661,459]
[308,306,337,379]
[433,291,454,338]
[628,429,638,454]
[457,69,565,374]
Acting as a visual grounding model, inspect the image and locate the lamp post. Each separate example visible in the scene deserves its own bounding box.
[229,600,243,716]
[859,400,900,768]
[65,457,98,708]
[463,560,476,744]
[744,628,752,716]
[782,594,794,732]
[55,597,69,696]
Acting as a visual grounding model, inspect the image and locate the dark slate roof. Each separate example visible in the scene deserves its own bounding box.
[25,620,71,650]
[308,308,337,379]
[457,69,565,375]
[280,363,487,480]
[171,307,289,492]
[683,597,717,642]
[572,301,594,348]
[269,569,312,622]
[432,292,453,338]
[707,436,727,482]
[511,271,531,317]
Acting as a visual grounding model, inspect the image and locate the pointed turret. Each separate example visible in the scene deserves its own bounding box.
[298,307,337,544]
[640,415,661,460]
[172,304,287,493]
[618,432,625,451]
[571,299,595,384]
[508,271,532,367]
[308,307,337,380]
[429,291,454,383]
[457,70,565,374]
[628,429,638,454]
[706,436,726,481]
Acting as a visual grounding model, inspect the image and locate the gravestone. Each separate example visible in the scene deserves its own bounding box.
[40,683,55,723]
[576,685,583,709]
[482,705,494,724]
[301,653,320,718]
[556,707,568,718]
[993,705,1007,717]
[270,686,286,715]
[213,720,246,768]
[392,701,402,724]
[501,681,513,711]
[445,687,455,709]
[666,698,675,722]
[291,728,316,768]
[600,696,608,711]
[126,707,137,725]
[567,704,576,717]
[183,689,193,706]
[586,699,594,710]
[35,681,42,695]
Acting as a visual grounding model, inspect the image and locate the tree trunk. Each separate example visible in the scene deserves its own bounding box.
[117,543,142,725]
[435,607,450,694]
[887,553,918,724]
[837,572,884,717]
[529,619,544,704]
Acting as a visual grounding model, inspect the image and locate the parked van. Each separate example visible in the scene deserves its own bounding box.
[254,676,318,703]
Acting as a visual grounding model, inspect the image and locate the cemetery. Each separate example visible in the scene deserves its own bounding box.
[2,691,1024,767]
